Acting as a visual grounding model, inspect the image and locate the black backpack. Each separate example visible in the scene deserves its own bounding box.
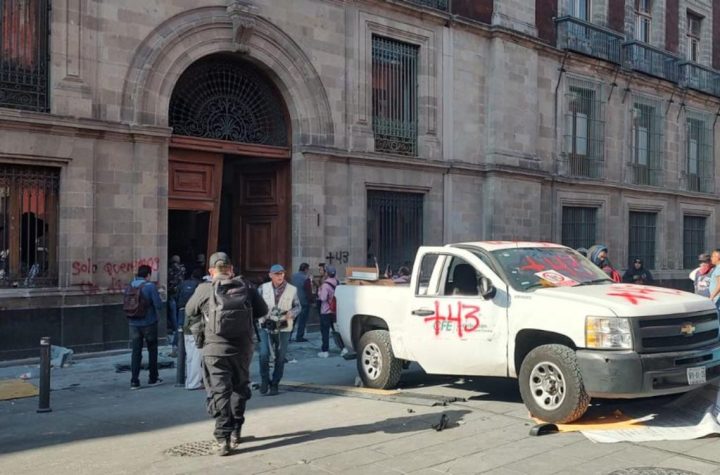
[123,282,148,319]
[206,278,253,339]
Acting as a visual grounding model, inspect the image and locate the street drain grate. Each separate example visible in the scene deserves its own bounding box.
[608,469,699,475]
[165,440,217,457]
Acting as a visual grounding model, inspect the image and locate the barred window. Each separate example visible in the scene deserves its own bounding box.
[367,190,423,272]
[628,211,656,268]
[685,114,713,193]
[0,164,59,288]
[372,36,419,157]
[561,206,597,250]
[683,216,706,269]
[563,78,604,178]
[0,0,50,112]
[630,98,663,186]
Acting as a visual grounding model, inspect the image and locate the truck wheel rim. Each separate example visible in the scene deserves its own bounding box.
[361,342,382,380]
[529,362,566,411]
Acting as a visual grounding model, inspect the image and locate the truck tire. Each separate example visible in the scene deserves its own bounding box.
[518,344,590,424]
[356,330,402,389]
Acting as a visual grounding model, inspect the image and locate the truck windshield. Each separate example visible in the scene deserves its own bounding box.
[490,247,611,292]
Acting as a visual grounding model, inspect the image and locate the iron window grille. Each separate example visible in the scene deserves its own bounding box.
[628,211,657,268]
[366,190,423,273]
[372,35,419,157]
[684,114,713,193]
[683,215,706,269]
[0,0,50,112]
[561,206,597,250]
[168,55,289,146]
[404,0,448,11]
[0,164,59,288]
[629,97,664,186]
[562,78,605,178]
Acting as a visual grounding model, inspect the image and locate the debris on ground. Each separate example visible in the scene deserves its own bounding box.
[406,408,415,413]
[432,413,449,432]
[18,372,32,380]
[51,345,74,368]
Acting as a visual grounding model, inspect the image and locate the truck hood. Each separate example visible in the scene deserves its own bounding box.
[530,283,715,317]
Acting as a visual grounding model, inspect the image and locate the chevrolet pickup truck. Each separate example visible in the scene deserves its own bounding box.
[336,242,720,423]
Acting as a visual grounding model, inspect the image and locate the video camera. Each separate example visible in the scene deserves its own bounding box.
[261,307,289,334]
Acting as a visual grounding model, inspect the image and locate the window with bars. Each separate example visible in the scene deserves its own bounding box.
[367,190,423,273]
[372,36,419,157]
[561,206,597,250]
[683,215,706,269]
[0,164,59,288]
[635,0,652,43]
[563,79,605,178]
[630,98,663,186]
[628,211,657,268]
[687,13,702,62]
[0,0,50,112]
[685,115,713,193]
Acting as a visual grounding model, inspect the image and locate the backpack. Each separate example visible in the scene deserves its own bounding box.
[324,281,337,314]
[206,278,253,340]
[123,282,148,319]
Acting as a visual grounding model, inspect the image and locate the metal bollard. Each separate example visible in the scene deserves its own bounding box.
[175,328,186,387]
[37,336,52,413]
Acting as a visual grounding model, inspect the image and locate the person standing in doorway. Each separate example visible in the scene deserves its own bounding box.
[126,265,164,390]
[290,263,312,343]
[317,265,339,358]
[167,255,186,357]
[257,265,301,396]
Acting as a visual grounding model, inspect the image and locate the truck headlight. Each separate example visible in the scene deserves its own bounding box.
[585,317,632,349]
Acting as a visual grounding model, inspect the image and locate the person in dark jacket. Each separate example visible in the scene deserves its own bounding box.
[588,244,622,282]
[128,265,164,390]
[622,257,654,285]
[184,252,268,456]
[289,263,312,342]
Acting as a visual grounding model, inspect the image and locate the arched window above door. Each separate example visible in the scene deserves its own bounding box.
[169,55,289,146]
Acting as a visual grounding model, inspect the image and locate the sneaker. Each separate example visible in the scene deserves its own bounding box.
[130,382,140,390]
[295,337,308,343]
[269,385,279,396]
[260,381,269,395]
[340,348,349,357]
[216,438,231,457]
[147,378,163,387]
[317,351,329,358]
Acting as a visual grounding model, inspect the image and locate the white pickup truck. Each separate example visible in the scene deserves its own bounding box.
[336,242,720,423]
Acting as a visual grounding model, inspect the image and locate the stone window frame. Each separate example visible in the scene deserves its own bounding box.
[681,1,713,66]
[681,108,714,193]
[625,93,665,187]
[623,199,665,270]
[357,11,440,160]
[554,192,608,246]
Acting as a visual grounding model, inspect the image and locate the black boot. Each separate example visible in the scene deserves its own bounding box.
[232,426,242,447]
[217,438,231,456]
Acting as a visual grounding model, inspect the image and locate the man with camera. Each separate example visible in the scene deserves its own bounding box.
[257,264,301,396]
[184,252,268,456]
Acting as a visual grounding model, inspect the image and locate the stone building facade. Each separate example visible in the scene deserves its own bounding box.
[0,0,719,358]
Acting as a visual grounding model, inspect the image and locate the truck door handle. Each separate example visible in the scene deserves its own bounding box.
[411,309,435,316]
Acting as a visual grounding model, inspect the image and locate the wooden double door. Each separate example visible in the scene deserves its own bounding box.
[168,145,290,281]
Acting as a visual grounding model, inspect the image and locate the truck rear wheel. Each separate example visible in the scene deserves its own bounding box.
[518,344,590,423]
[356,330,402,389]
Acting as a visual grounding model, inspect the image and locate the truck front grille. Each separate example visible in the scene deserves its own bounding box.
[637,310,719,353]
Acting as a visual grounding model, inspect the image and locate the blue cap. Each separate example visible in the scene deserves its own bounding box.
[269,264,285,273]
[325,265,336,276]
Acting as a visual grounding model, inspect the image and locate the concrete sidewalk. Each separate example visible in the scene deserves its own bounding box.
[2,333,720,474]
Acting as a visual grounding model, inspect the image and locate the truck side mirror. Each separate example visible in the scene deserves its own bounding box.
[479,277,496,300]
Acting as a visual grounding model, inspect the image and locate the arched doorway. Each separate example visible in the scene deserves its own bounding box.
[167,54,291,280]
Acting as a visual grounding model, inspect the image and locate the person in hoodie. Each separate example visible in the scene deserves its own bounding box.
[587,244,622,283]
[317,265,339,358]
[128,265,164,390]
[622,257,654,285]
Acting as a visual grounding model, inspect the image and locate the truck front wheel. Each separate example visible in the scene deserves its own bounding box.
[356,330,402,389]
[518,344,590,423]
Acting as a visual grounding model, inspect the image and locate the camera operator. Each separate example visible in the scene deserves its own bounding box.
[257,264,301,396]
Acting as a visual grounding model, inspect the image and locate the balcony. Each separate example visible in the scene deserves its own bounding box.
[404,0,449,11]
[623,41,680,83]
[679,62,720,97]
[556,16,623,64]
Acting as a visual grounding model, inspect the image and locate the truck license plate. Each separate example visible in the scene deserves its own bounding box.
[687,366,706,385]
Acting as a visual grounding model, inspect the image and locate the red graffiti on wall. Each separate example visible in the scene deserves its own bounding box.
[424,300,481,338]
[72,257,160,277]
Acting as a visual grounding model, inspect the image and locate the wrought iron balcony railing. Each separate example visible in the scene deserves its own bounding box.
[679,62,720,98]
[404,0,449,11]
[681,172,714,194]
[558,154,604,179]
[623,41,680,83]
[556,16,623,64]
[627,163,663,187]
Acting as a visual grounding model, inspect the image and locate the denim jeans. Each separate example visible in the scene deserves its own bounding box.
[319,313,334,352]
[258,330,290,386]
[167,296,178,343]
[293,305,310,340]
[130,323,159,384]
